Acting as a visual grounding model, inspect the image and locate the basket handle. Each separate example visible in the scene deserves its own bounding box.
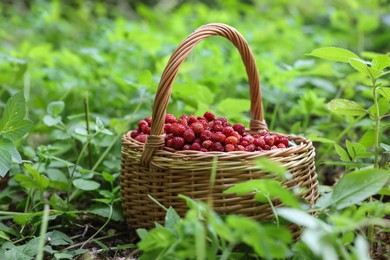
[141,23,268,166]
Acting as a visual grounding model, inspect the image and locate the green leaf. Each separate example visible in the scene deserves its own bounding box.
[95,117,105,132]
[46,230,73,246]
[73,179,100,191]
[14,164,49,191]
[334,144,350,162]
[371,54,390,70]
[378,87,390,101]
[369,97,389,117]
[381,143,390,154]
[0,138,22,164]
[195,218,206,260]
[276,208,321,229]
[43,115,62,126]
[74,128,89,136]
[88,204,124,222]
[137,226,175,251]
[327,99,367,116]
[0,92,32,141]
[360,130,375,147]
[0,148,11,177]
[349,58,382,78]
[102,172,115,183]
[307,47,360,63]
[332,169,390,209]
[255,157,289,179]
[0,231,10,241]
[47,101,65,117]
[165,207,180,231]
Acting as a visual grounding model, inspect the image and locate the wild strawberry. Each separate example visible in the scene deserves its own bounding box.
[191,142,201,151]
[138,120,148,129]
[204,123,212,131]
[204,111,215,122]
[215,117,228,126]
[212,123,224,132]
[202,140,213,149]
[178,117,188,127]
[242,135,254,144]
[277,143,286,148]
[164,123,171,134]
[170,123,186,137]
[245,144,255,152]
[233,123,245,135]
[183,144,192,150]
[222,126,234,136]
[183,128,195,143]
[145,117,152,126]
[210,142,224,152]
[194,138,201,144]
[130,129,139,138]
[254,137,265,147]
[240,140,249,147]
[225,144,235,152]
[231,131,241,139]
[172,137,185,150]
[197,116,206,121]
[198,119,209,127]
[264,135,275,146]
[263,145,271,150]
[253,134,260,138]
[259,130,268,136]
[166,139,173,148]
[188,115,197,125]
[165,114,176,124]
[236,145,245,151]
[200,130,212,141]
[278,136,289,147]
[225,136,239,145]
[211,132,226,143]
[190,122,204,135]
[200,148,208,152]
[141,125,151,135]
[165,133,174,141]
[271,145,278,150]
[135,134,147,143]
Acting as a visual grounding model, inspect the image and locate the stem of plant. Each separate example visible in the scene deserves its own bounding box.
[372,82,380,169]
[84,92,93,169]
[35,204,50,260]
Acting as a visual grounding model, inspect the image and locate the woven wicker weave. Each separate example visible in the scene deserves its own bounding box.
[121,23,319,229]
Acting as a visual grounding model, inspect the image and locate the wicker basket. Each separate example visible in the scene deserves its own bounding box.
[120,23,319,229]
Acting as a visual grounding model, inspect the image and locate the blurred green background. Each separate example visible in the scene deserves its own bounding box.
[1,0,389,181]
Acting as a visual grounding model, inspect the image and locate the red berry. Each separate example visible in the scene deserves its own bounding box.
[138,120,148,129]
[212,123,224,132]
[171,123,186,137]
[211,132,226,143]
[202,140,213,149]
[164,123,171,134]
[194,138,201,144]
[278,136,289,147]
[198,119,209,127]
[242,135,254,144]
[253,134,260,138]
[240,140,249,147]
[188,115,197,124]
[166,139,173,147]
[260,130,268,136]
[191,122,204,135]
[178,114,188,127]
[225,144,235,152]
[191,143,201,151]
[135,134,147,143]
[130,129,139,138]
[141,125,151,135]
[277,143,286,148]
[200,130,212,141]
[222,126,234,136]
[225,136,239,145]
[264,135,275,146]
[165,133,174,141]
[204,111,215,122]
[197,116,206,121]
[271,145,278,150]
[183,128,195,143]
[254,137,265,147]
[263,145,271,150]
[145,117,152,126]
[233,123,245,135]
[236,145,245,151]
[245,144,255,152]
[231,131,241,139]
[172,137,185,150]
[210,142,224,152]
[165,114,177,124]
[200,148,208,152]
[215,117,228,126]
[183,144,192,150]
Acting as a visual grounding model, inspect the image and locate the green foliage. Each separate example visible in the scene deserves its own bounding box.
[0,0,389,258]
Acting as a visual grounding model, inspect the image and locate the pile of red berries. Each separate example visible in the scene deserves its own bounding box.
[130,112,290,152]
